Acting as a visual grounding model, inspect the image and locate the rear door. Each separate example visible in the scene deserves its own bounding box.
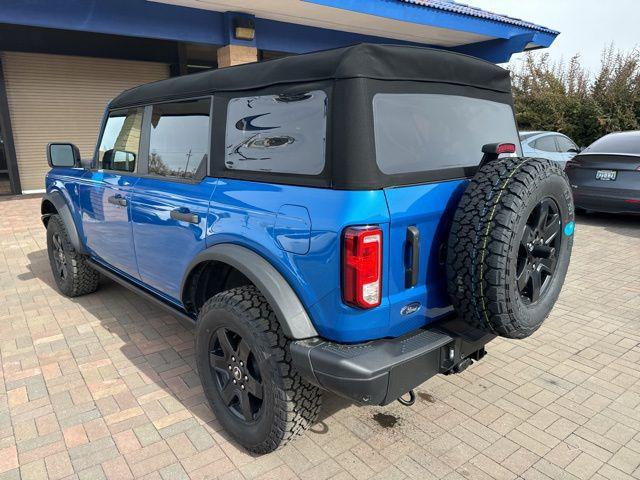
[130,97,215,301]
[80,107,144,277]
[372,92,521,331]
[555,135,579,166]
[532,135,563,163]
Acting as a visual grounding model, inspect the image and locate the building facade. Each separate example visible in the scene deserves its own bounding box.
[0,0,558,194]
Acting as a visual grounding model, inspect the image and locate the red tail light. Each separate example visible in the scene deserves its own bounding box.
[342,226,382,309]
[482,143,516,155]
[496,143,516,154]
[565,159,581,169]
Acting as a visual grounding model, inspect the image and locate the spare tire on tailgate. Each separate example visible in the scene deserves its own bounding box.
[447,157,575,339]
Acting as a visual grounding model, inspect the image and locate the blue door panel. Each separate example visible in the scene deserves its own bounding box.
[79,172,140,277]
[131,177,217,301]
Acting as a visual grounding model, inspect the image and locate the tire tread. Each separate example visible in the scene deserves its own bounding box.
[47,215,99,297]
[198,285,321,454]
[446,157,572,338]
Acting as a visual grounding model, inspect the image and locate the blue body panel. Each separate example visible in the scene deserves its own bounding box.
[46,170,467,343]
[207,179,393,342]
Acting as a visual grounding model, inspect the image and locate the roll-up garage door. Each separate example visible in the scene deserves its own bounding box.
[1,52,169,192]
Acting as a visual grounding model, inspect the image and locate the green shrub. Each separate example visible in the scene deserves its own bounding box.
[511,46,640,147]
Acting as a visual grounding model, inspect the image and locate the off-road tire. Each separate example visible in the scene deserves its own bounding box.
[46,214,100,297]
[195,285,321,453]
[447,157,574,339]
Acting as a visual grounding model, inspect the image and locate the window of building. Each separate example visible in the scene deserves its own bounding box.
[225,91,327,175]
[148,98,211,180]
[98,108,144,172]
[373,93,521,175]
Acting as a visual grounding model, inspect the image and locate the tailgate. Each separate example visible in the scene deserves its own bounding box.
[383,180,467,334]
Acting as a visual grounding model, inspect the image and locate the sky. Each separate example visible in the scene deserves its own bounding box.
[467,0,639,74]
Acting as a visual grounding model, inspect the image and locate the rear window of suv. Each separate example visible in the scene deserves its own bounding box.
[373,93,521,175]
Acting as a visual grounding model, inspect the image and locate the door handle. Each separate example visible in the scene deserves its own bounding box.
[405,226,420,288]
[170,208,199,224]
[107,195,127,207]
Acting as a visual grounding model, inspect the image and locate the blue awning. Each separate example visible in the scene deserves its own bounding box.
[0,0,559,63]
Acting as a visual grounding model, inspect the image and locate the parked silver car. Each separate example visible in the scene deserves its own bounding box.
[520,131,580,166]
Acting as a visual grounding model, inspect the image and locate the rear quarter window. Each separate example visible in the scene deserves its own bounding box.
[373,93,521,175]
[224,91,327,175]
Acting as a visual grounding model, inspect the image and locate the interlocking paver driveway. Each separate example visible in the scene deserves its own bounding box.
[0,195,639,480]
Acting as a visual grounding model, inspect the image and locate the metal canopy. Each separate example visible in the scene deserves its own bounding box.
[0,0,558,63]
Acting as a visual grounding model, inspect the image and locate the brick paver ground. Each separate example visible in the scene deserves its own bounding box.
[0,195,639,480]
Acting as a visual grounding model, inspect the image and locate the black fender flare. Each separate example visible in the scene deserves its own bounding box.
[41,190,86,254]
[182,244,319,340]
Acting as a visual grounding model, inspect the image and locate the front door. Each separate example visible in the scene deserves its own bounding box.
[129,98,214,301]
[80,107,144,277]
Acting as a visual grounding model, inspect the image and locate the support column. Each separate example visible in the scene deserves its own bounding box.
[217,44,258,67]
[0,54,21,194]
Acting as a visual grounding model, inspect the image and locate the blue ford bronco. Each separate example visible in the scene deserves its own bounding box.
[42,44,574,453]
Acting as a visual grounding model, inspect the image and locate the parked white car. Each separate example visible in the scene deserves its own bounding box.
[520,131,581,166]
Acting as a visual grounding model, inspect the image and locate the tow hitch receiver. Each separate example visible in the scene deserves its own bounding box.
[444,347,487,375]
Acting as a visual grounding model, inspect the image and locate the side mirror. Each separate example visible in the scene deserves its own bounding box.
[47,143,81,168]
[567,147,581,154]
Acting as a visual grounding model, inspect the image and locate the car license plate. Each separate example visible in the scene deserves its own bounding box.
[595,169,617,181]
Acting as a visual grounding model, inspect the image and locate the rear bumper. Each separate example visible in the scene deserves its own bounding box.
[290,317,495,406]
[572,187,640,214]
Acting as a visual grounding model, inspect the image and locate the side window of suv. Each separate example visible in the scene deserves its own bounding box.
[98,108,144,172]
[224,91,327,175]
[148,98,211,180]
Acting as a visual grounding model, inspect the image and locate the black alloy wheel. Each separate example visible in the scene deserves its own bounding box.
[516,197,562,305]
[46,215,100,297]
[209,327,264,423]
[51,232,69,281]
[195,286,321,453]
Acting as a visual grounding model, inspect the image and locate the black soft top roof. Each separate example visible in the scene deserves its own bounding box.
[110,43,511,108]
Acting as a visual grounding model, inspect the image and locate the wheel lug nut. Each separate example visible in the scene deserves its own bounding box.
[244,375,248,380]
[241,385,245,390]
[233,379,237,384]
[239,361,244,367]
[231,356,235,362]
[228,365,232,370]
